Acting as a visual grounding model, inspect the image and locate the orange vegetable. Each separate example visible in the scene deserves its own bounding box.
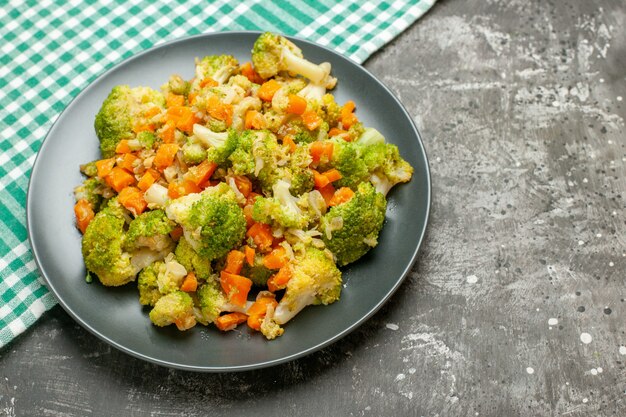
[168,180,201,199]
[318,183,336,206]
[240,62,264,84]
[301,110,322,130]
[309,141,333,164]
[170,226,183,242]
[244,110,266,130]
[215,312,248,332]
[282,135,296,153]
[106,166,136,192]
[246,295,278,331]
[187,91,197,105]
[242,205,255,228]
[118,186,147,216]
[95,158,116,178]
[246,222,274,252]
[74,199,94,234]
[322,168,342,183]
[158,120,176,144]
[257,79,281,102]
[207,95,233,126]
[246,192,261,207]
[341,100,358,129]
[233,175,252,197]
[262,247,288,270]
[119,152,139,173]
[267,265,292,292]
[115,139,132,154]
[199,77,218,88]
[153,143,179,171]
[132,123,155,134]
[224,250,246,275]
[165,106,198,134]
[286,94,307,115]
[143,106,161,118]
[137,170,158,192]
[166,93,185,108]
[185,160,217,187]
[312,169,330,189]
[329,187,355,206]
[244,245,255,266]
[220,271,253,307]
[180,272,198,292]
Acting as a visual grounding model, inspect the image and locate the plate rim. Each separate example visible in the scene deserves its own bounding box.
[26,30,431,372]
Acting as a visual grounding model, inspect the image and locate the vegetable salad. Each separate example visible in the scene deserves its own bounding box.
[73,32,414,340]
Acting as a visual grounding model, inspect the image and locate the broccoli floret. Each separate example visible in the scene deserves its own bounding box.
[193,55,239,87]
[319,138,370,189]
[81,199,137,286]
[182,141,207,164]
[149,291,196,330]
[272,247,342,325]
[320,182,387,266]
[192,125,239,167]
[164,74,190,96]
[74,177,105,212]
[94,85,165,158]
[359,131,414,196]
[241,263,273,287]
[79,161,98,178]
[252,179,322,230]
[260,303,284,340]
[251,32,336,88]
[175,236,212,280]
[124,209,176,252]
[165,183,247,261]
[136,131,156,149]
[228,129,258,176]
[137,262,162,306]
[156,253,188,294]
[195,278,227,325]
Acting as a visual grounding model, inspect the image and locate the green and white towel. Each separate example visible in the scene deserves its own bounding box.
[0,0,436,348]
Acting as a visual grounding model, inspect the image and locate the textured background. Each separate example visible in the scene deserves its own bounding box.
[1,0,625,416]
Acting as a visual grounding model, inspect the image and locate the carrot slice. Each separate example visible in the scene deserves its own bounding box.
[137,170,157,192]
[301,110,322,130]
[207,95,233,126]
[184,160,217,187]
[246,222,274,252]
[224,250,246,275]
[341,100,358,129]
[240,62,264,84]
[74,199,94,234]
[329,187,355,207]
[115,139,132,154]
[118,186,147,216]
[244,110,266,130]
[159,120,176,144]
[233,175,252,198]
[244,245,255,266]
[246,295,278,331]
[322,168,342,183]
[167,180,201,199]
[257,79,282,102]
[166,92,185,108]
[180,272,198,292]
[312,169,330,189]
[199,77,218,88]
[262,247,287,270]
[318,183,336,206]
[153,143,179,171]
[267,265,292,292]
[282,135,297,153]
[170,226,183,242]
[309,141,333,164]
[144,106,161,118]
[220,271,253,307]
[119,152,139,173]
[95,158,116,178]
[215,312,248,331]
[106,166,136,192]
[286,94,307,115]
[165,106,198,134]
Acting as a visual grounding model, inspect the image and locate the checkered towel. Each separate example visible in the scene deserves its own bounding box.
[0,0,436,348]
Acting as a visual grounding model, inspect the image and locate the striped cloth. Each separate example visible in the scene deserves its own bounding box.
[0,0,436,348]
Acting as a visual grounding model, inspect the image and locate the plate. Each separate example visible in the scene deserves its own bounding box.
[27,31,431,371]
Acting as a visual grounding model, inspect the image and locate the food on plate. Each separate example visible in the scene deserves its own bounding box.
[73,32,414,339]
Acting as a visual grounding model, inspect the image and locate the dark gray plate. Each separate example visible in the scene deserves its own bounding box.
[27,31,431,372]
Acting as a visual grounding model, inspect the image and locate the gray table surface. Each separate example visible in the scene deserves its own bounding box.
[2,0,625,416]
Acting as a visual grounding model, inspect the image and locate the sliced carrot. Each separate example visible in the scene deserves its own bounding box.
[246,295,278,331]
[341,100,358,129]
[153,143,179,171]
[207,95,233,126]
[246,222,273,252]
[119,152,139,173]
[286,94,307,115]
[133,123,155,134]
[244,245,255,266]
[282,135,296,153]
[106,166,136,192]
[137,170,157,192]
[224,250,246,275]
[158,120,176,144]
[180,272,198,292]
[95,158,116,178]
[318,183,336,206]
[144,106,161,118]
[243,204,255,228]
[215,312,248,331]
[322,168,342,183]
[309,141,333,164]
[184,160,217,187]
[240,62,264,84]
[245,192,261,207]
[118,186,147,216]
[199,77,218,88]
[187,91,197,105]
[262,247,287,270]
[74,199,94,234]
[233,175,252,197]
[301,110,322,130]
[115,139,132,154]
[168,180,201,199]
[170,226,183,242]
[220,271,253,307]
[312,169,330,189]
[329,186,355,206]
[267,265,292,292]
[166,92,185,108]
[244,110,266,130]
[166,106,198,134]
[257,79,281,102]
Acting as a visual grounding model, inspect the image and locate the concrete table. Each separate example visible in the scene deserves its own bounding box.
[1,1,624,416]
